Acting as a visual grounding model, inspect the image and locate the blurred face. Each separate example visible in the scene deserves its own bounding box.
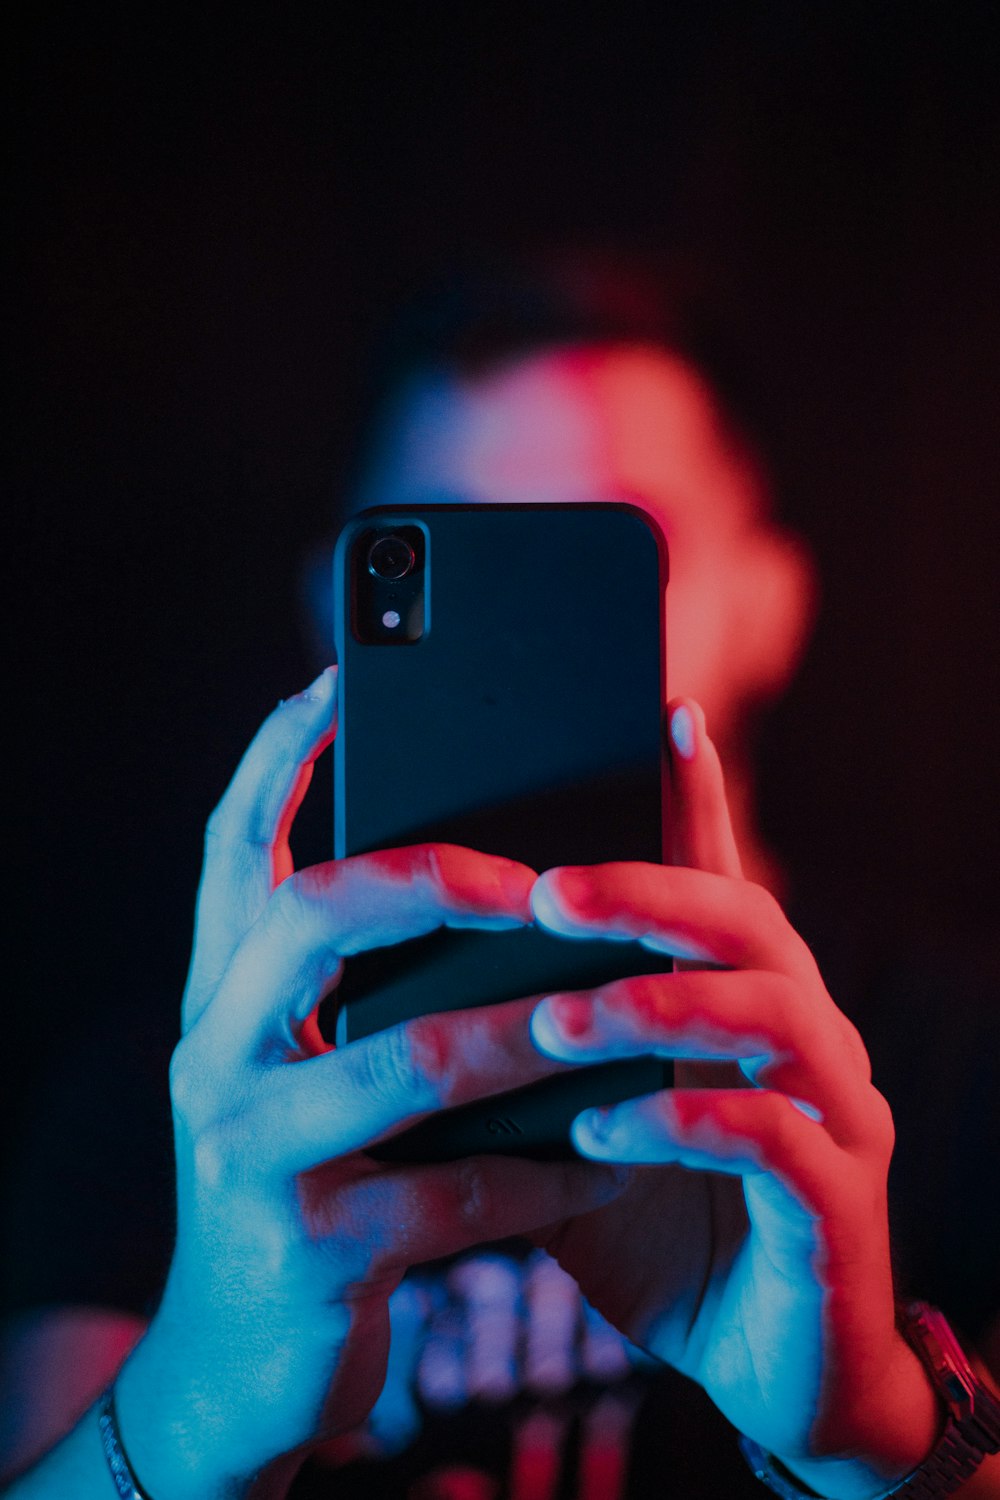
[353,345,808,739]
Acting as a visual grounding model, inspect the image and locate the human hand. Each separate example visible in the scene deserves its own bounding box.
[114,671,625,1500]
[526,699,941,1498]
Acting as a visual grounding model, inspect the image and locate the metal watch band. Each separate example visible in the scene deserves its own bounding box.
[741,1418,986,1500]
[891,1301,1000,1497]
[889,1417,987,1497]
[739,1302,1000,1500]
[96,1386,154,1500]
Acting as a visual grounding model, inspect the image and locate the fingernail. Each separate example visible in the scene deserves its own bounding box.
[639,931,713,962]
[571,1107,616,1155]
[530,872,581,935]
[529,1001,564,1057]
[530,995,591,1057]
[299,666,336,704]
[791,1097,824,1122]
[670,705,695,760]
[549,995,592,1037]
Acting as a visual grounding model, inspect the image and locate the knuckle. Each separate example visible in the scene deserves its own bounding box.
[405,1016,452,1101]
[189,1102,262,1195]
[772,968,802,1007]
[746,880,784,930]
[365,1022,437,1111]
[421,843,492,910]
[204,755,289,853]
[413,843,462,899]
[863,1086,896,1158]
[839,1017,873,1082]
[169,1038,211,1124]
[170,1037,253,1188]
[765,1091,805,1152]
[772,973,831,1067]
[204,804,233,848]
[761,970,799,1035]
[204,782,249,846]
[191,1119,238,1192]
[269,869,315,930]
[451,1158,492,1227]
[419,843,450,888]
[604,973,663,1031]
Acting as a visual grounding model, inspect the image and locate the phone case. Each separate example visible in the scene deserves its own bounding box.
[330,502,672,1160]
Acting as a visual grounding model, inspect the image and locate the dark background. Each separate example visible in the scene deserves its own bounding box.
[5,1,1000,1167]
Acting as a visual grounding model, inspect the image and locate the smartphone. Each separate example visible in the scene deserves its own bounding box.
[330,502,672,1161]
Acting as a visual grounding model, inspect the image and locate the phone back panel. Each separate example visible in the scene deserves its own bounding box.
[332,503,672,1160]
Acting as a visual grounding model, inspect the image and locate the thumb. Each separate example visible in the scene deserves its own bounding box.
[667,698,743,879]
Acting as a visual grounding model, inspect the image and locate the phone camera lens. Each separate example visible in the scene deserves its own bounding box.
[368,535,416,581]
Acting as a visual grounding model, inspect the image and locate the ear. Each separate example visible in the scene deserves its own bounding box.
[730,528,819,702]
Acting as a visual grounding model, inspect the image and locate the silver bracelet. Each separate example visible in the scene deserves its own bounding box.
[96,1386,154,1500]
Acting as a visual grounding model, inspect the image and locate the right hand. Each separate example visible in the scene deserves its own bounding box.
[115,669,625,1500]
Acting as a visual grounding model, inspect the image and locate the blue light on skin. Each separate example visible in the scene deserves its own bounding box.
[670,704,696,760]
[572,1106,619,1154]
[790,1098,823,1122]
[300,344,835,1456]
[300,346,834,1457]
[315,345,815,895]
[570,1094,824,1166]
[365,1279,426,1453]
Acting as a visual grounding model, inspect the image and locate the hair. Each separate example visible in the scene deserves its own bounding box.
[345,243,775,513]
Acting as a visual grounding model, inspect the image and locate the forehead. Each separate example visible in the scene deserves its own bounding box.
[354,345,762,533]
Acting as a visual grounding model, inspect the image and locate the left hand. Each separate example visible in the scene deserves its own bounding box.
[526,699,940,1497]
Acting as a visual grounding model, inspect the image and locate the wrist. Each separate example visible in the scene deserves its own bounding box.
[772,1336,944,1500]
[746,1303,1000,1500]
[112,1330,305,1500]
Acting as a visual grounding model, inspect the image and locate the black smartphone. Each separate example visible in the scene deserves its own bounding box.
[330,502,672,1161]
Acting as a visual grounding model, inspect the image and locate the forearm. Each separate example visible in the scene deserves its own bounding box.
[1,1401,119,1500]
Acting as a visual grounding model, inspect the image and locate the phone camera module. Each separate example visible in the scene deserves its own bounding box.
[368,535,416,581]
[352,522,426,645]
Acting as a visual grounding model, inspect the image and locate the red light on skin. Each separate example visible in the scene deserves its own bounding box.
[352,345,815,763]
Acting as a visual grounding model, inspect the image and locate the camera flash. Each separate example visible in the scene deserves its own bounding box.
[382,610,401,629]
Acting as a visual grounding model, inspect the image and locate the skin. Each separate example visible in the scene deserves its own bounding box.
[157,682,937,1498]
[5,344,997,1497]
[352,345,818,888]
[2,681,943,1500]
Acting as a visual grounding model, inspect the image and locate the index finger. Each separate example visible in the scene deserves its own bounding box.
[183,668,337,1029]
[531,862,818,982]
[667,698,743,880]
[190,842,537,1061]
